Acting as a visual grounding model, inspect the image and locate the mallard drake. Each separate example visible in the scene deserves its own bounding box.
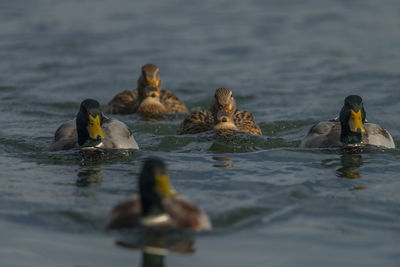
[177,87,262,135]
[50,99,139,151]
[105,64,188,116]
[300,95,395,148]
[107,157,211,231]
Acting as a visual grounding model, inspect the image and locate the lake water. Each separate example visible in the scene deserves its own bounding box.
[1,0,400,266]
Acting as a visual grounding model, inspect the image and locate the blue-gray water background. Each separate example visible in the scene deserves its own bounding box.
[1,0,400,266]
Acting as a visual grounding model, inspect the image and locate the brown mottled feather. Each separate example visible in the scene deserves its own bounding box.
[177,110,214,134]
[178,109,262,135]
[160,90,188,113]
[233,110,262,135]
[106,89,186,115]
[105,90,139,114]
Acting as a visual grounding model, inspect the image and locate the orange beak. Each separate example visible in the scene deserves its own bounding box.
[145,76,160,88]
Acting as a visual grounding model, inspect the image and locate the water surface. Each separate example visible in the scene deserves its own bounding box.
[1,0,400,266]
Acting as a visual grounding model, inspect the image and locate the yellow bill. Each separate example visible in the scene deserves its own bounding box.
[87,114,104,140]
[349,109,365,133]
[155,173,177,198]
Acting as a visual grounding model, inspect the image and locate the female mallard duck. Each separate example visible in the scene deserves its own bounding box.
[50,99,139,151]
[106,157,211,231]
[105,64,188,116]
[300,95,395,148]
[177,87,262,135]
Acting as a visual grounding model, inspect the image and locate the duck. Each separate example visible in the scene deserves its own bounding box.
[177,87,262,135]
[300,95,395,148]
[106,157,211,231]
[50,99,139,151]
[105,64,188,116]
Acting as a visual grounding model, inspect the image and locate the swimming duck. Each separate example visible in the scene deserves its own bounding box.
[300,95,395,148]
[50,99,139,151]
[177,87,262,135]
[107,157,211,231]
[105,64,188,116]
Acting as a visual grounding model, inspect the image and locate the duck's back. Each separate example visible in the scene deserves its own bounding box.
[163,197,212,231]
[234,109,262,135]
[102,118,139,149]
[50,119,78,151]
[160,90,188,113]
[364,123,395,148]
[106,90,139,114]
[106,196,141,229]
[177,110,214,134]
[300,121,341,148]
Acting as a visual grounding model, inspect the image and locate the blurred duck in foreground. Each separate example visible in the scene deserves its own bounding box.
[177,87,262,135]
[107,157,211,231]
[106,63,188,116]
[50,99,139,151]
[300,95,395,148]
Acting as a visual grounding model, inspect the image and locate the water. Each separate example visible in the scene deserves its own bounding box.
[1,0,400,266]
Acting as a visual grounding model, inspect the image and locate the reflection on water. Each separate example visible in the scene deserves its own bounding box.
[114,231,196,267]
[141,249,166,267]
[336,154,363,179]
[76,167,103,187]
[213,157,234,168]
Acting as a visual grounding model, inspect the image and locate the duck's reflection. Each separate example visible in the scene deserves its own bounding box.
[213,156,234,168]
[114,231,196,267]
[336,153,363,179]
[76,167,102,187]
[141,249,166,267]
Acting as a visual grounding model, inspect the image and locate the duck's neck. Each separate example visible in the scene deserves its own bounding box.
[340,124,362,145]
[140,191,164,217]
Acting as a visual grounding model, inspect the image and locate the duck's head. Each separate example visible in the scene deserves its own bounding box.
[138,64,162,99]
[76,99,105,148]
[339,95,366,144]
[139,158,177,217]
[210,87,238,132]
[136,64,166,115]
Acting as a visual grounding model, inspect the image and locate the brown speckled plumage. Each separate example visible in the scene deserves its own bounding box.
[105,64,187,116]
[177,87,262,135]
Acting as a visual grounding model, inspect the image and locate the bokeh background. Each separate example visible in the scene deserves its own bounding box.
[1,0,400,266]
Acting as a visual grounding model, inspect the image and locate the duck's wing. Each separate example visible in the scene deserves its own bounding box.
[365,123,395,148]
[300,121,341,148]
[163,197,211,231]
[106,196,141,230]
[50,119,78,151]
[233,109,262,135]
[177,110,214,134]
[105,90,140,114]
[160,90,188,113]
[102,118,139,149]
